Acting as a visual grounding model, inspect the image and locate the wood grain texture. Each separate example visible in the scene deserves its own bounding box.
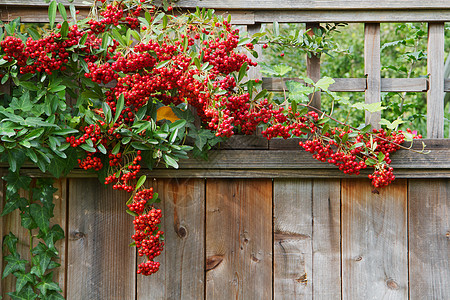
[1,179,66,298]
[1,0,450,9]
[408,179,450,300]
[0,179,4,297]
[1,187,31,298]
[206,179,272,299]
[66,178,135,300]
[247,24,262,81]
[444,79,450,92]
[254,10,450,23]
[137,178,205,300]
[427,23,445,138]
[2,7,450,23]
[364,23,381,129]
[306,23,321,111]
[51,179,67,297]
[262,77,427,92]
[342,179,408,300]
[312,179,341,300]
[274,179,313,299]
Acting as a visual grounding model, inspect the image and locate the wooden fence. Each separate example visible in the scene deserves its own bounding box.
[0,0,449,299]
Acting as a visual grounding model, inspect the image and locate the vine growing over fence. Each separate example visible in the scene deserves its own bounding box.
[0,0,423,298]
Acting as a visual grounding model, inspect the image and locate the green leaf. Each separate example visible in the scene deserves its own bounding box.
[273,64,293,77]
[365,158,377,166]
[2,232,18,254]
[97,144,107,154]
[135,175,146,190]
[7,284,37,300]
[163,154,178,169]
[23,128,44,142]
[47,147,77,178]
[48,0,57,29]
[155,59,171,69]
[60,21,69,38]
[1,195,27,216]
[113,94,124,124]
[102,102,112,124]
[3,171,31,191]
[169,119,186,131]
[377,152,386,162]
[314,77,335,91]
[29,203,50,234]
[52,128,78,136]
[111,143,120,155]
[238,62,248,83]
[79,143,96,153]
[111,28,126,46]
[2,254,27,279]
[19,81,39,91]
[15,272,34,293]
[273,21,280,36]
[57,3,67,21]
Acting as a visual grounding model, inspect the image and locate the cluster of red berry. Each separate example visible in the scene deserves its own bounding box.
[129,189,164,275]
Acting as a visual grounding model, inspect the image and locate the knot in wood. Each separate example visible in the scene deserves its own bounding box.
[386,278,399,290]
[72,231,85,240]
[206,255,224,271]
[176,226,187,238]
[355,256,363,261]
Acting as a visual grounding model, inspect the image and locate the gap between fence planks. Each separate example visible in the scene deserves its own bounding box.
[205,179,272,299]
[341,179,408,299]
[408,179,450,299]
[66,179,135,300]
[137,178,205,300]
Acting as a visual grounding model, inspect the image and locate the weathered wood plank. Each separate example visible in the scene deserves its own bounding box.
[247,24,262,81]
[52,179,67,297]
[1,0,450,9]
[364,23,381,129]
[1,187,30,298]
[0,179,4,297]
[1,179,66,298]
[254,10,450,23]
[206,179,272,299]
[306,23,321,110]
[312,179,341,300]
[274,179,312,299]
[408,179,450,300]
[262,77,427,92]
[427,23,445,138]
[342,179,408,299]
[13,167,448,180]
[137,178,205,300]
[2,7,450,23]
[66,178,135,300]
[381,78,428,92]
[445,79,450,92]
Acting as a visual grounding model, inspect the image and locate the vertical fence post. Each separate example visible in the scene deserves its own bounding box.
[427,22,445,138]
[364,23,381,129]
[247,24,262,83]
[306,23,321,110]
